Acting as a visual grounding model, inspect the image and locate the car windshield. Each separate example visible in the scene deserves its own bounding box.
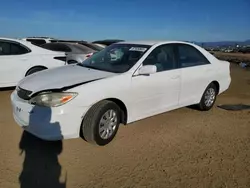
[78,43,151,73]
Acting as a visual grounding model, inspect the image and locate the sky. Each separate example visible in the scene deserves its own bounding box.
[0,0,249,42]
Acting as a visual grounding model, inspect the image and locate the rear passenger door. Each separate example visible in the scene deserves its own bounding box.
[176,44,212,106]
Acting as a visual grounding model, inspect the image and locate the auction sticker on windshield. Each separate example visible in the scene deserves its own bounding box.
[129,47,147,52]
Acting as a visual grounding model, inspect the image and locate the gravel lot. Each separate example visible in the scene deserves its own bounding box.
[0,64,249,188]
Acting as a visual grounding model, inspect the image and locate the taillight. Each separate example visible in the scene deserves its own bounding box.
[54,56,66,62]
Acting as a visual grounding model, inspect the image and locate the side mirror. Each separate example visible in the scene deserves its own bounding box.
[138,65,157,75]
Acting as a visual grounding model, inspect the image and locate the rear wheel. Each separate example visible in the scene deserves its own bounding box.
[197,83,218,111]
[26,67,47,76]
[81,100,121,146]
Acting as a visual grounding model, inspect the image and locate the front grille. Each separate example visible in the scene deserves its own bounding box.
[17,87,32,100]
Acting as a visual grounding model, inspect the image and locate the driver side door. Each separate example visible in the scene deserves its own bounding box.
[129,44,181,121]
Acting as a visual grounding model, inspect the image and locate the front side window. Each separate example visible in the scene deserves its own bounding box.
[177,44,210,68]
[0,41,30,55]
[78,43,151,73]
[143,44,176,72]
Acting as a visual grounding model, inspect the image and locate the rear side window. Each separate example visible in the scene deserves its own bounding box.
[0,42,11,55]
[0,42,30,55]
[41,43,72,52]
[177,44,210,68]
[26,39,46,46]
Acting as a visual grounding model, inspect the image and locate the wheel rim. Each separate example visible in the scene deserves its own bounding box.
[204,88,216,107]
[99,109,118,139]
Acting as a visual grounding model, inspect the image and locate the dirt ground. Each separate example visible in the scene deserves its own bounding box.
[214,52,250,59]
[0,64,249,188]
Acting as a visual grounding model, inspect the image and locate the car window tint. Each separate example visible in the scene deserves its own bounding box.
[0,42,29,55]
[0,42,11,55]
[11,43,30,55]
[143,44,176,72]
[177,44,210,68]
[26,39,46,46]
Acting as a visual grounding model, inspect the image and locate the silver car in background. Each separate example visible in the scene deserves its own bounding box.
[40,42,101,64]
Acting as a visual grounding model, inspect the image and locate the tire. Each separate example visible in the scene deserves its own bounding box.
[81,100,121,146]
[197,83,218,111]
[26,67,47,76]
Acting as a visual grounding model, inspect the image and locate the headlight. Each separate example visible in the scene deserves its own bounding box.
[29,92,78,107]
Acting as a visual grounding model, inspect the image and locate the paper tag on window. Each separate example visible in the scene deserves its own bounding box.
[129,47,147,52]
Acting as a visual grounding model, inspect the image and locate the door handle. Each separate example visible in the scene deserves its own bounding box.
[171,75,180,79]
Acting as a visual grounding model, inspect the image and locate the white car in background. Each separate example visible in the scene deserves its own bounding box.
[11,41,231,146]
[0,38,66,88]
[39,42,100,64]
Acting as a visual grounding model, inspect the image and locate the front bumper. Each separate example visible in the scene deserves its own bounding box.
[10,90,88,141]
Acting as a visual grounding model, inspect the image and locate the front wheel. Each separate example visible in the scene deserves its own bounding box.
[197,83,218,111]
[81,100,121,146]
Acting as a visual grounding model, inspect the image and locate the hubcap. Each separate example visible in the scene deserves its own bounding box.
[99,109,118,139]
[204,88,216,107]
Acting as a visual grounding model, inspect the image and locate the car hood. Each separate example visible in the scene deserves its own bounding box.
[18,64,117,94]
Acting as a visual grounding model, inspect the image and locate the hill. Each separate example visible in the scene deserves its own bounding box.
[197,40,250,47]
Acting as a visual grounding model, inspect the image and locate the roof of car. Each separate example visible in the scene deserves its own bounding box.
[0,37,65,54]
[118,40,193,46]
[0,37,36,46]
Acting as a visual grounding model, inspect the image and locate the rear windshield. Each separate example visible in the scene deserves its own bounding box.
[26,39,46,46]
[40,43,72,52]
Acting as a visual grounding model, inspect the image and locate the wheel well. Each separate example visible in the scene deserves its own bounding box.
[25,66,48,76]
[67,60,78,64]
[106,98,128,125]
[79,98,128,139]
[211,81,220,94]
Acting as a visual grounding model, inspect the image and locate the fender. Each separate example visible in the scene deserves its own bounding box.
[28,78,104,98]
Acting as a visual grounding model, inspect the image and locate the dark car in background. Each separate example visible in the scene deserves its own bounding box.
[51,40,104,52]
[92,39,125,47]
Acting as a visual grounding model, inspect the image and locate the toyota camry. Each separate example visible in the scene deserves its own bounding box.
[11,41,231,146]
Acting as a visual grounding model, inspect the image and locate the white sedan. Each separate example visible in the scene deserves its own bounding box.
[11,41,231,146]
[0,38,66,88]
